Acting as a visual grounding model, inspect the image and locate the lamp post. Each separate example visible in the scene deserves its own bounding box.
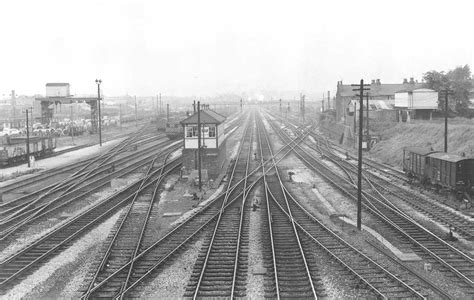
[95,79,102,146]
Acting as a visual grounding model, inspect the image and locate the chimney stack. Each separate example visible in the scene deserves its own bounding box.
[376,79,381,85]
[403,78,408,84]
[371,80,376,84]
[409,77,415,84]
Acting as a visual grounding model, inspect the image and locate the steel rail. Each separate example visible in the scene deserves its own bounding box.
[0,130,162,199]
[0,141,180,240]
[189,114,253,299]
[104,127,311,298]
[366,239,454,300]
[0,156,181,291]
[308,129,474,262]
[230,115,254,299]
[306,127,473,239]
[257,115,318,299]
[281,185,426,299]
[0,136,170,219]
[81,152,166,298]
[267,112,474,289]
[117,153,172,299]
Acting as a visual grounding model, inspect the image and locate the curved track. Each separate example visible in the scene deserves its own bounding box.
[266,112,474,292]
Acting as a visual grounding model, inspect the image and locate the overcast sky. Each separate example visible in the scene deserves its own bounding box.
[1,0,473,98]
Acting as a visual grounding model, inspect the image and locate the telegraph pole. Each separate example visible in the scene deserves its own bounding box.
[95,79,102,146]
[134,95,138,127]
[159,93,162,113]
[70,104,74,145]
[351,80,370,230]
[197,101,202,191]
[366,92,369,137]
[353,101,357,138]
[119,103,122,131]
[439,88,453,152]
[301,94,305,123]
[25,108,31,167]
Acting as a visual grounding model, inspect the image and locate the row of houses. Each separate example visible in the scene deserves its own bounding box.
[335,78,474,124]
[335,78,444,124]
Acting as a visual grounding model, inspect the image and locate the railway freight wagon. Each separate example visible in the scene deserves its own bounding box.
[0,135,56,166]
[426,153,474,195]
[403,147,474,197]
[403,147,438,183]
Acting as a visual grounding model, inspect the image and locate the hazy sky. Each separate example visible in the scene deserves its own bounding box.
[1,0,473,98]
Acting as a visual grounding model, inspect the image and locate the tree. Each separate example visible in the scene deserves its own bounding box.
[423,65,472,116]
[446,65,471,115]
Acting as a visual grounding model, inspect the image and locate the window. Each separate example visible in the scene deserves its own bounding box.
[209,125,216,137]
[186,125,196,137]
[202,127,209,137]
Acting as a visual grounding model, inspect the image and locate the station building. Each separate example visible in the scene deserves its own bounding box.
[180,109,227,180]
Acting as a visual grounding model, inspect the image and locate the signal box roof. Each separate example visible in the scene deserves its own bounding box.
[428,152,473,163]
[404,147,438,156]
[180,109,226,125]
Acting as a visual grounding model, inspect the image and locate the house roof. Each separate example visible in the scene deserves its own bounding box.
[46,83,70,86]
[180,109,226,125]
[337,83,425,97]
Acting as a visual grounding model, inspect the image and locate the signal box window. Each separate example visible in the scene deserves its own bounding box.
[209,126,216,137]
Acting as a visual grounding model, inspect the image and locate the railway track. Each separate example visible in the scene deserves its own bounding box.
[260,114,425,298]
[266,112,474,293]
[0,126,156,201]
[2,115,238,199]
[0,121,153,170]
[0,133,168,214]
[256,116,320,298]
[0,152,181,294]
[80,118,309,298]
[81,152,179,298]
[0,139,179,241]
[270,112,474,240]
[313,135,474,240]
[184,113,253,299]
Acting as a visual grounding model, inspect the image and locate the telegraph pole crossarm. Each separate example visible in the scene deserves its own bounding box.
[351,80,370,231]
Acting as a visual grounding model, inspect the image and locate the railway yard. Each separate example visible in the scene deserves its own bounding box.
[0,107,473,299]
